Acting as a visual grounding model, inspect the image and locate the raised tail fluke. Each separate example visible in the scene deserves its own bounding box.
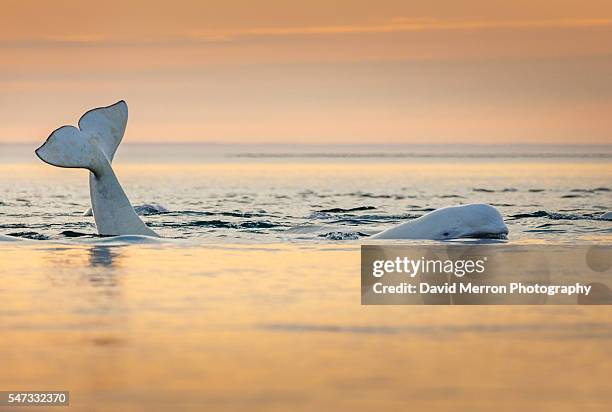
[36,101,159,237]
[35,125,100,171]
[78,100,126,162]
[77,101,127,216]
[35,101,127,170]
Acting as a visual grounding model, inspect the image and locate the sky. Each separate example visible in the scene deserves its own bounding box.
[1,0,611,144]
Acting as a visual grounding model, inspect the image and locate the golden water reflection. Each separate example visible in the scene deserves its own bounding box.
[1,243,612,411]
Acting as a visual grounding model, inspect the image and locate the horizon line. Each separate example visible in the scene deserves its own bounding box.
[1,142,611,146]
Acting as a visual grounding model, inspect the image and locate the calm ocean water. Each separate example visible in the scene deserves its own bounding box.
[1,144,611,411]
[0,144,610,243]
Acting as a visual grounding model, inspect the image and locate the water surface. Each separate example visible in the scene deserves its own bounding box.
[1,243,612,411]
[1,144,610,242]
[1,144,611,411]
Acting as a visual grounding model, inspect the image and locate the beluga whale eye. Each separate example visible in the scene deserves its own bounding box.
[443,232,450,237]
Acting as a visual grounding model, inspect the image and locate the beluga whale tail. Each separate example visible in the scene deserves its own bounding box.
[35,101,158,237]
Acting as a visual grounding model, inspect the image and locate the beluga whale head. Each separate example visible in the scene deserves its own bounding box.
[372,204,508,240]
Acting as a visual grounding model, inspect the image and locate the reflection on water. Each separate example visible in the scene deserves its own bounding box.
[85,246,121,290]
[89,246,119,268]
[1,243,612,411]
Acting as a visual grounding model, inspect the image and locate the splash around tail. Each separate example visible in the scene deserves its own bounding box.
[36,101,159,237]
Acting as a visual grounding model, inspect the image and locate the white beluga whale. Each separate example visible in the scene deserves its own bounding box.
[35,101,159,237]
[84,202,169,217]
[372,203,508,240]
[0,234,22,242]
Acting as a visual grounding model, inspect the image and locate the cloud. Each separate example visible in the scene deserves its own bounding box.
[2,18,612,48]
[189,18,612,39]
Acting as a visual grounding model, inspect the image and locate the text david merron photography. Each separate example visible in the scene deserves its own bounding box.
[361,245,611,305]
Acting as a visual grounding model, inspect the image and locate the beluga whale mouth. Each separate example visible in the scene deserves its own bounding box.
[36,101,159,237]
[371,204,508,240]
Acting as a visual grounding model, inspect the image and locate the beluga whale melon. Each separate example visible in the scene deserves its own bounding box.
[35,101,159,237]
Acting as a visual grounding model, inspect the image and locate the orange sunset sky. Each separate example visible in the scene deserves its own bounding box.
[1,0,611,144]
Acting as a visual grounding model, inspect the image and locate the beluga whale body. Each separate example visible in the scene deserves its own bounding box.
[0,234,22,242]
[372,204,508,240]
[35,101,158,237]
